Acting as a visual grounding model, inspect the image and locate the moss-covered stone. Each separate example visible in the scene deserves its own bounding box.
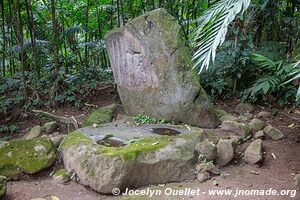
[52,169,70,184]
[23,125,42,140]
[61,130,204,161]
[42,121,58,134]
[0,175,7,197]
[83,104,116,127]
[0,138,57,178]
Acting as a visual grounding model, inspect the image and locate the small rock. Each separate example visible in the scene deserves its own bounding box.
[197,172,211,183]
[50,134,66,147]
[263,125,284,140]
[254,131,265,140]
[0,176,7,197]
[23,125,42,140]
[83,104,117,127]
[294,174,300,186]
[195,141,217,161]
[52,169,70,184]
[220,115,238,122]
[196,162,220,175]
[238,113,254,122]
[34,145,46,152]
[235,103,254,114]
[220,120,252,138]
[43,121,58,134]
[257,111,272,118]
[244,139,263,164]
[216,139,235,167]
[248,118,267,131]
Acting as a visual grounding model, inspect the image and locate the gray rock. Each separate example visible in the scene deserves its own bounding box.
[257,111,272,118]
[238,113,254,122]
[254,131,265,140]
[197,172,211,183]
[0,175,7,197]
[220,115,239,122]
[23,125,42,140]
[263,126,284,140]
[43,121,58,134]
[50,134,66,147]
[195,141,217,161]
[294,174,300,186]
[216,139,235,167]
[196,162,220,175]
[52,169,70,184]
[105,9,219,128]
[220,120,252,138]
[61,129,204,194]
[248,118,267,131]
[244,139,263,164]
[235,103,254,114]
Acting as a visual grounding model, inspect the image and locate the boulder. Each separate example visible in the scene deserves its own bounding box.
[23,125,42,140]
[0,176,7,197]
[215,109,228,119]
[263,126,284,141]
[42,121,58,134]
[0,138,57,178]
[216,139,235,167]
[83,104,116,127]
[52,169,70,184]
[257,111,272,118]
[197,172,210,183]
[254,131,265,140]
[105,8,219,128]
[248,118,267,131]
[195,141,217,161]
[220,120,252,138]
[244,139,263,164]
[61,130,204,194]
[235,103,254,114]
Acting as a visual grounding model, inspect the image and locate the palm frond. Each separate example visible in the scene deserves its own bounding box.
[192,0,251,73]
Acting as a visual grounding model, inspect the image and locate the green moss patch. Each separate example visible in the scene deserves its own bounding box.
[0,138,57,178]
[60,131,93,149]
[83,105,116,127]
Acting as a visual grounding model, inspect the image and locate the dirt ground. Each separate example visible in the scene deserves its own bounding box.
[1,93,300,200]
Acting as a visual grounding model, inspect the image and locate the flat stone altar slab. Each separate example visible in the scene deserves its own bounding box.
[79,122,202,143]
[61,122,204,194]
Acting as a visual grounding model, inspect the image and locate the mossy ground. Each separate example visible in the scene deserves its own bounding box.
[0,138,57,178]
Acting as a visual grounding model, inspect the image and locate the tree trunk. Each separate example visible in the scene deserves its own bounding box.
[51,0,59,74]
[16,0,27,98]
[25,0,39,89]
[1,0,5,78]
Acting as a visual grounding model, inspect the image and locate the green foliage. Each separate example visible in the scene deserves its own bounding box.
[0,125,19,134]
[133,114,174,125]
[192,0,251,73]
[241,54,296,105]
[284,61,300,101]
[200,27,255,98]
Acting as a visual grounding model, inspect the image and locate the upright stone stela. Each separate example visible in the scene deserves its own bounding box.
[105,8,219,128]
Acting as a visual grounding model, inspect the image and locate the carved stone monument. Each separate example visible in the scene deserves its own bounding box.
[105,8,219,128]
